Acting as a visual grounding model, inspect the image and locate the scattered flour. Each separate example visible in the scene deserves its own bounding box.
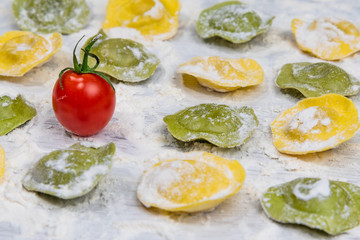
[143,0,164,19]
[287,106,331,134]
[293,178,331,201]
[0,0,360,239]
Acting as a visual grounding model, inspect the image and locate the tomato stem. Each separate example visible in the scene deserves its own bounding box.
[58,34,115,92]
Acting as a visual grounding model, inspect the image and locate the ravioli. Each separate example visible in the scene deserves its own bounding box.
[0,95,37,136]
[0,146,4,179]
[103,0,180,40]
[164,103,258,148]
[23,143,115,199]
[81,32,159,82]
[292,17,360,60]
[276,62,360,97]
[262,178,360,235]
[12,0,89,34]
[137,152,246,212]
[271,94,360,154]
[178,56,263,92]
[196,1,274,43]
[0,31,62,77]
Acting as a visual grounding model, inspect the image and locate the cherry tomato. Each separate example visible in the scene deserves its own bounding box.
[52,34,116,136]
[52,70,115,136]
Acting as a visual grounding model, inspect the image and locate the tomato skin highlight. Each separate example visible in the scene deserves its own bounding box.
[52,70,116,136]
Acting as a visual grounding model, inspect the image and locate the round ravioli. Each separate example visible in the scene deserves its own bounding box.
[0,95,37,136]
[23,143,115,199]
[103,0,180,40]
[137,152,246,212]
[81,32,159,82]
[0,31,62,77]
[177,56,263,92]
[0,146,4,178]
[271,94,360,154]
[292,17,360,60]
[196,1,274,43]
[12,0,89,34]
[261,178,360,235]
[164,103,258,148]
[275,62,360,97]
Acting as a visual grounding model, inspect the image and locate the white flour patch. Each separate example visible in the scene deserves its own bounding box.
[0,0,360,239]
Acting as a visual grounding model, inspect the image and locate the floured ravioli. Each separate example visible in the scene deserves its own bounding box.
[271,94,360,154]
[0,31,62,77]
[178,56,263,92]
[0,146,4,179]
[292,17,360,60]
[164,103,258,148]
[81,32,159,82]
[12,0,89,34]
[0,95,36,136]
[23,143,115,199]
[196,1,274,43]
[103,0,180,40]
[262,178,360,235]
[276,62,360,97]
[137,152,246,212]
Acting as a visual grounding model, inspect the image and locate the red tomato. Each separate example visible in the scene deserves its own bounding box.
[52,70,116,136]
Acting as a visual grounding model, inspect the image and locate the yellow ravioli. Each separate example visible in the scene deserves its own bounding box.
[177,56,263,92]
[0,31,62,77]
[103,0,180,40]
[0,146,4,178]
[137,152,245,212]
[271,94,360,155]
[292,17,360,60]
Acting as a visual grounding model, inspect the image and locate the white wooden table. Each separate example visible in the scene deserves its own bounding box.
[1,0,360,239]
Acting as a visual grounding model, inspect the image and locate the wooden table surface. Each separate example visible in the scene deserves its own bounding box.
[1,0,360,239]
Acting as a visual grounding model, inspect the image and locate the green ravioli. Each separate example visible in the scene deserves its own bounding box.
[0,95,36,136]
[276,62,360,97]
[196,1,275,43]
[12,0,89,34]
[23,143,115,199]
[261,178,360,235]
[82,32,160,82]
[163,103,258,148]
